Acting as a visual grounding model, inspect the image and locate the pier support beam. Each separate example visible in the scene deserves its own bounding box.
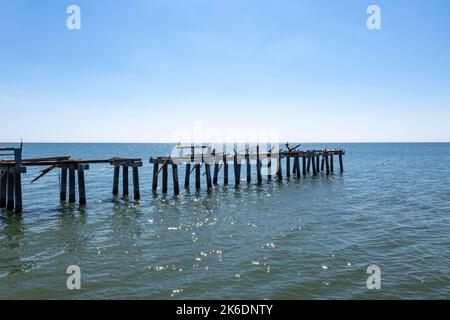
[307,157,311,174]
[60,168,67,202]
[213,163,219,185]
[133,166,140,200]
[195,164,201,190]
[69,168,76,204]
[325,155,330,175]
[14,171,23,213]
[122,165,129,197]
[302,157,306,175]
[162,163,168,193]
[77,166,86,206]
[312,156,317,176]
[277,154,283,181]
[113,166,119,196]
[295,157,301,179]
[233,155,241,185]
[152,162,159,191]
[0,171,6,208]
[205,163,212,190]
[339,154,344,172]
[316,156,320,172]
[256,146,262,184]
[6,172,14,211]
[184,163,190,187]
[330,155,334,173]
[286,156,290,178]
[223,156,228,185]
[172,164,180,195]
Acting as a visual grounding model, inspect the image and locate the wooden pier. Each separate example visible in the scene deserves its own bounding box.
[0,143,345,213]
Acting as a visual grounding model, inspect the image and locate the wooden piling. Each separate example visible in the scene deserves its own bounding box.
[312,156,317,175]
[195,164,201,190]
[268,149,272,181]
[162,163,168,193]
[123,165,129,197]
[234,155,240,185]
[213,163,219,185]
[286,156,290,178]
[321,157,325,171]
[330,155,334,173]
[172,164,180,195]
[307,157,311,173]
[77,166,86,206]
[14,171,22,213]
[316,156,320,172]
[295,157,301,178]
[302,157,306,175]
[223,155,228,185]
[69,168,76,204]
[0,171,6,208]
[339,154,344,172]
[256,145,262,183]
[246,152,251,182]
[205,164,212,190]
[184,163,190,187]
[325,155,330,175]
[112,166,119,195]
[277,154,283,181]
[6,171,14,211]
[152,163,159,191]
[132,166,140,200]
[60,168,67,202]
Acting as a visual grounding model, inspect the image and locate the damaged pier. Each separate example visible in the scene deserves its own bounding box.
[0,143,345,212]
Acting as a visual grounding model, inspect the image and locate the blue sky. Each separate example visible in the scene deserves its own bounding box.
[1,0,450,142]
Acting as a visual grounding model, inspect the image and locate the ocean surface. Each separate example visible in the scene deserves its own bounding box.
[1,143,449,299]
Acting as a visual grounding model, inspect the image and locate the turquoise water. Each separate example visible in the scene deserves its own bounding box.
[1,143,450,299]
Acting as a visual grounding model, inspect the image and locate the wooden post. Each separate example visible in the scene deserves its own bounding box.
[0,171,7,208]
[330,155,334,173]
[69,167,76,204]
[321,156,325,171]
[223,155,228,185]
[6,171,14,211]
[339,154,344,172]
[113,165,120,195]
[307,157,311,173]
[302,157,306,175]
[256,145,262,183]
[184,163,190,187]
[123,165,129,197]
[316,156,320,172]
[286,156,290,178]
[277,154,283,180]
[325,155,330,175]
[133,166,140,200]
[311,155,317,175]
[172,164,180,195]
[162,163,168,193]
[267,148,272,181]
[152,162,159,191]
[60,167,67,202]
[205,164,212,190]
[77,166,86,206]
[295,157,301,178]
[14,171,22,213]
[213,163,219,185]
[234,154,240,185]
[195,164,201,190]
[246,151,251,182]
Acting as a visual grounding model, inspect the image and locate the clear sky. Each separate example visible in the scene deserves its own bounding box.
[1,0,450,142]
